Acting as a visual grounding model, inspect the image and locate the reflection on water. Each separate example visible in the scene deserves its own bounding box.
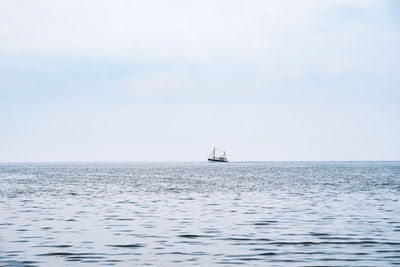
[0,162,399,266]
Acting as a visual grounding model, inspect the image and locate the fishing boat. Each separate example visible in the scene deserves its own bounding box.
[208,147,228,162]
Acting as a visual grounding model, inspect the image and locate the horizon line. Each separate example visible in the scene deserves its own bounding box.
[0,160,399,164]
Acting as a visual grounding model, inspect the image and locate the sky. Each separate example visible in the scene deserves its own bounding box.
[0,0,399,161]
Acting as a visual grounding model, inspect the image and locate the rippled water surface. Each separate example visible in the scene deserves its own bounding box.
[0,162,399,266]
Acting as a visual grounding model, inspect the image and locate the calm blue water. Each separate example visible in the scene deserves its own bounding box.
[0,162,399,266]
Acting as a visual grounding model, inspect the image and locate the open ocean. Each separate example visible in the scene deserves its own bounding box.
[0,162,399,266]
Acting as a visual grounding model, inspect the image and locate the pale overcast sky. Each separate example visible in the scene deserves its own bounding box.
[1,0,399,161]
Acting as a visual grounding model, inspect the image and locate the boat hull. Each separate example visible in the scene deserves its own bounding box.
[208,158,228,163]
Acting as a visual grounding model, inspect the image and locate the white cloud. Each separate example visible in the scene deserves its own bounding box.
[1,0,398,101]
[0,0,386,62]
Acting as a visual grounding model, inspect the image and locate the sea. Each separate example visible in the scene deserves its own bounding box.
[0,162,399,266]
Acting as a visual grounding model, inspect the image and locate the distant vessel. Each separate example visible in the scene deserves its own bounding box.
[208,148,228,162]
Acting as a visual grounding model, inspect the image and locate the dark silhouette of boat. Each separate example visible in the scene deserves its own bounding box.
[208,147,228,162]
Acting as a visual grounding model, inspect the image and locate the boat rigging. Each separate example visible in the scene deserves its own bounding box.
[208,147,228,162]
